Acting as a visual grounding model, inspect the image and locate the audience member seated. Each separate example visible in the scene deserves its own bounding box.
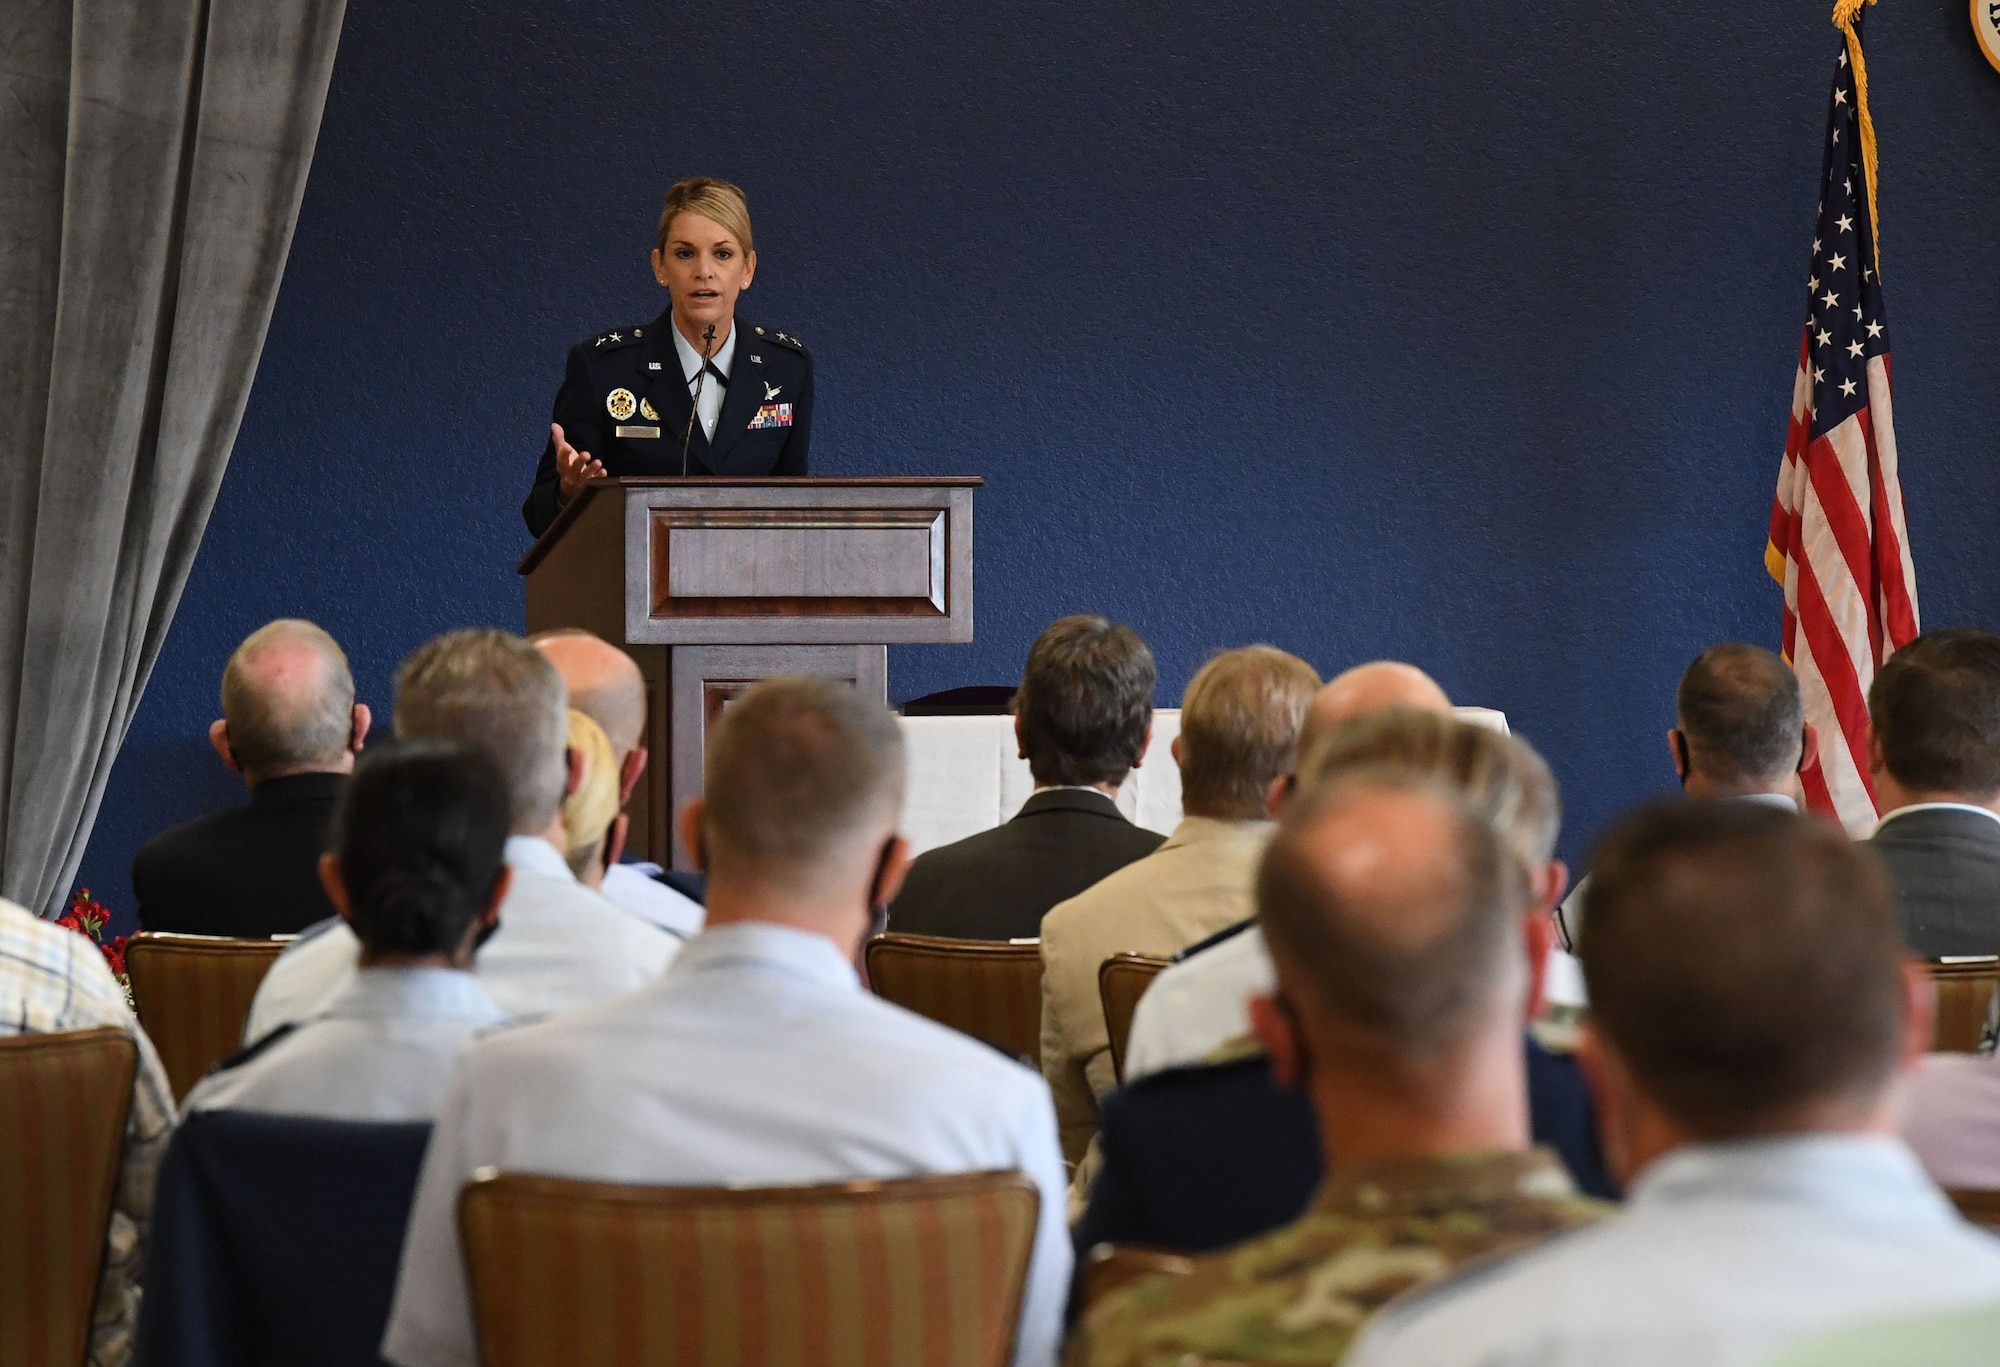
[183,742,511,1121]
[133,619,369,938]
[1122,659,1453,1079]
[1076,711,1614,1271]
[1865,628,2000,958]
[380,677,1071,1367]
[1040,645,1319,1166]
[242,628,675,1042]
[558,709,624,886]
[1556,641,1807,949]
[1072,771,1606,1366]
[0,896,175,1367]
[1902,1013,2000,1188]
[889,614,1164,941]
[1347,801,2000,1367]
[533,629,703,938]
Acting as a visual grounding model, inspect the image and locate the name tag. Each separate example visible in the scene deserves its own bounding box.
[748,403,793,430]
[614,425,661,439]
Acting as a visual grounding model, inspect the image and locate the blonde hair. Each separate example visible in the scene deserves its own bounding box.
[1178,646,1322,819]
[562,709,621,876]
[656,177,753,255]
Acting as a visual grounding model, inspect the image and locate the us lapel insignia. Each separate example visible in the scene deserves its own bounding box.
[647,361,662,371]
[606,388,637,421]
[763,382,783,401]
[748,353,763,364]
[639,398,659,421]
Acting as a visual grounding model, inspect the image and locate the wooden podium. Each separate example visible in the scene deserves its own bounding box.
[518,476,980,868]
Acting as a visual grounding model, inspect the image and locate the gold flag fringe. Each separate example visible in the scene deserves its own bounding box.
[1832,0,1884,275]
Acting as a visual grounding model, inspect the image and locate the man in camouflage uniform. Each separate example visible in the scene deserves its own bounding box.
[1070,769,1607,1366]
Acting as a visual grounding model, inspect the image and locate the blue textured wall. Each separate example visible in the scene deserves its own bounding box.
[75,0,2000,928]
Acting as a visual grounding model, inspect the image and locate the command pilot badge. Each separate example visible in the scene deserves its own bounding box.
[606,388,637,421]
[640,398,659,421]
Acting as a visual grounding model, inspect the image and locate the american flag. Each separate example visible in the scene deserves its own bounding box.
[1766,19,1919,833]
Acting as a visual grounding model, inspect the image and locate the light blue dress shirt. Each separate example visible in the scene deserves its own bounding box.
[184,966,508,1121]
[241,836,676,1042]
[381,920,1072,1367]
[1348,1134,2000,1367]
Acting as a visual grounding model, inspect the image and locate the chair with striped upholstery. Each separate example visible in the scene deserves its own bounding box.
[1099,953,1170,1084]
[0,1027,138,1367]
[865,934,1042,1065]
[458,1169,1042,1367]
[1928,959,1998,1054]
[126,932,290,1101]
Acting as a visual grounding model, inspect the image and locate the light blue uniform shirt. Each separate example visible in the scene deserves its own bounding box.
[184,966,508,1122]
[242,836,676,1043]
[381,920,1072,1367]
[1348,1134,2000,1367]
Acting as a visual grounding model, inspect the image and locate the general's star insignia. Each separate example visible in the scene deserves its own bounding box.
[606,388,637,421]
[606,332,622,343]
[640,398,659,421]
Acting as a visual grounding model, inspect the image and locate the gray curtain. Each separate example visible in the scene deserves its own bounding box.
[0,0,346,916]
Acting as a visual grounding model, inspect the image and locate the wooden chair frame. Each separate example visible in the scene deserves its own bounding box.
[1927,958,1998,1054]
[0,1027,138,1367]
[126,932,291,1101]
[864,933,1043,1063]
[459,1168,1041,1367]
[1099,953,1170,1084]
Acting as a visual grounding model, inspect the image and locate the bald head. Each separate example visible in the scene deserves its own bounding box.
[1258,773,1528,1065]
[533,630,647,758]
[218,620,359,781]
[1302,662,1451,755]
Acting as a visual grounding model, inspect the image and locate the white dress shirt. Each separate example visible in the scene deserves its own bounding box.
[185,966,507,1121]
[1120,923,1273,1082]
[242,836,676,1042]
[599,861,705,939]
[381,921,1071,1367]
[1347,1134,2000,1367]
[672,319,736,439]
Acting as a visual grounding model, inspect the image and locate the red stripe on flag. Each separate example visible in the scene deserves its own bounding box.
[1793,549,1878,808]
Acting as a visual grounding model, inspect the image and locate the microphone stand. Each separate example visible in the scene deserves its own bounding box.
[679,322,718,477]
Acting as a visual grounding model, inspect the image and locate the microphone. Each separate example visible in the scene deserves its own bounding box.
[679,322,718,477]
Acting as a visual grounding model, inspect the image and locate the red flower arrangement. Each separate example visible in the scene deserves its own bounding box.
[57,888,133,1003]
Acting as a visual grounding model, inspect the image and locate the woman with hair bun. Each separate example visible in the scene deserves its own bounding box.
[182,741,515,1121]
[523,176,813,537]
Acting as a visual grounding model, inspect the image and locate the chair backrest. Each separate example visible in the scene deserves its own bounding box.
[459,1169,1042,1367]
[1948,1187,2000,1231]
[1928,959,1998,1054]
[1099,953,1170,1084]
[126,932,289,1100]
[1080,1241,1195,1313]
[136,1110,432,1367]
[865,933,1042,1064]
[0,1027,138,1367]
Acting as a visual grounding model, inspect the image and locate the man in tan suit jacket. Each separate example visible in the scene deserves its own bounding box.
[1040,645,1321,1166]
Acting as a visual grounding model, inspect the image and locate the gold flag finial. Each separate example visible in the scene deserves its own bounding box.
[1833,0,1884,273]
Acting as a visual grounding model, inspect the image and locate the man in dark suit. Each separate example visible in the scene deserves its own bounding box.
[888,615,1164,941]
[133,619,370,938]
[1866,628,2000,958]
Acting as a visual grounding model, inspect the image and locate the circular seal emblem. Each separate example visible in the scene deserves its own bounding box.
[605,388,637,421]
[1978,0,2000,74]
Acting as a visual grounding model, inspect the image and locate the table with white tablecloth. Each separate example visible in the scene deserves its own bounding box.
[896,706,1509,856]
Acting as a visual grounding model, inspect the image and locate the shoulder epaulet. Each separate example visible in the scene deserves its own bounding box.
[749,324,806,354]
[204,1022,299,1078]
[1172,917,1254,963]
[583,324,648,353]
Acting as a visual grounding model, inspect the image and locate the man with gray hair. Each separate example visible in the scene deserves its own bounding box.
[135,619,371,937]
[242,628,675,1041]
[382,677,1072,1367]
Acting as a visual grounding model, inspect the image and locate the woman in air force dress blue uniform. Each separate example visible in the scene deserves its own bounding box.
[522,176,812,537]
